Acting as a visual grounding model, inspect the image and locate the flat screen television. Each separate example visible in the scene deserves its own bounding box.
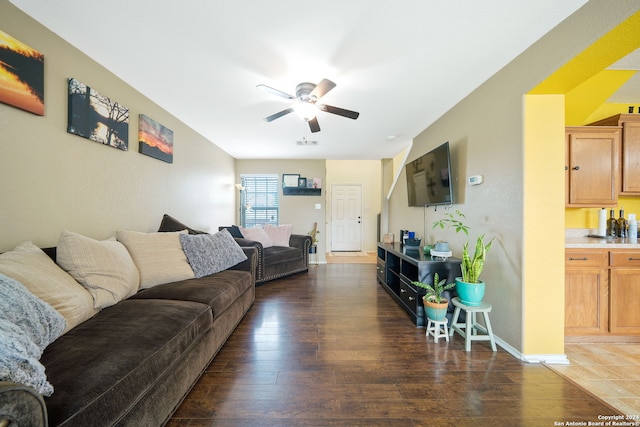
[405,141,453,207]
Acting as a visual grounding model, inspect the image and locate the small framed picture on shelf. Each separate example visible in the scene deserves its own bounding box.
[298,177,307,188]
[282,174,300,188]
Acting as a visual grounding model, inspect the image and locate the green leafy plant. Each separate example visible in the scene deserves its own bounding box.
[308,224,320,246]
[432,209,469,236]
[461,234,494,283]
[412,272,455,303]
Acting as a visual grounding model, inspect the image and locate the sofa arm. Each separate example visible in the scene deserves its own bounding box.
[233,237,263,250]
[0,382,47,427]
[229,247,258,284]
[289,234,312,252]
[233,238,264,281]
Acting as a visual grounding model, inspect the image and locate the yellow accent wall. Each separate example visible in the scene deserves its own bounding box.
[523,95,566,355]
[565,70,636,126]
[531,11,640,96]
[566,197,640,229]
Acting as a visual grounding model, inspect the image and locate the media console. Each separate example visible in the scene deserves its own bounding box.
[377,242,462,327]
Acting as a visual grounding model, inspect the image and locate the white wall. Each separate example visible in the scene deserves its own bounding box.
[0,3,236,252]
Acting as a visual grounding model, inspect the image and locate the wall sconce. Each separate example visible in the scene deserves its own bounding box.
[235,183,245,191]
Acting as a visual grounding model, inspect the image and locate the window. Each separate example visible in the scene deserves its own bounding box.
[240,174,279,228]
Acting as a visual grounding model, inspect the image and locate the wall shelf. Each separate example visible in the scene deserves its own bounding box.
[283,187,322,196]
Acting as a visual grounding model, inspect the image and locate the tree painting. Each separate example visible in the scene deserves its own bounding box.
[67,78,129,150]
[138,114,173,163]
[0,29,44,115]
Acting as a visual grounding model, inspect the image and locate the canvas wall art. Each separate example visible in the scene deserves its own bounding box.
[67,78,129,150]
[138,114,174,163]
[0,29,44,115]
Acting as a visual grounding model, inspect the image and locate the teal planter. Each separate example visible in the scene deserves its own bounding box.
[455,277,485,307]
[423,298,449,321]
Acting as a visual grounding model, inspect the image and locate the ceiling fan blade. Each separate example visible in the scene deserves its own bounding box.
[318,104,359,120]
[309,79,336,100]
[308,117,321,133]
[264,108,294,122]
[256,84,294,100]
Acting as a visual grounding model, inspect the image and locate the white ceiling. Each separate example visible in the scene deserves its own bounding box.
[11,0,590,160]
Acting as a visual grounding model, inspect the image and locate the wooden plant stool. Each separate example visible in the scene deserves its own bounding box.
[449,297,497,351]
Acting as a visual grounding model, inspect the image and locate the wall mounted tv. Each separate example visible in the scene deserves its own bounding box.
[405,141,454,207]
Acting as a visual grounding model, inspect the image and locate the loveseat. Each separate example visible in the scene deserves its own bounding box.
[156,214,312,284]
[0,227,257,426]
[232,233,312,283]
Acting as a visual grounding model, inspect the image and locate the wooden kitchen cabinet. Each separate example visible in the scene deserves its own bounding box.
[565,126,621,207]
[589,114,640,194]
[609,250,640,334]
[565,249,609,335]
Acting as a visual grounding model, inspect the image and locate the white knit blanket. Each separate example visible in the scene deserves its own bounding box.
[0,273,66,395]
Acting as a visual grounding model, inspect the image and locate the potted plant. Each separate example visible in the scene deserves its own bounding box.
[308,222,319,254]
[413,272,455,321]
[431,210,469,252]
[455,234,494,306]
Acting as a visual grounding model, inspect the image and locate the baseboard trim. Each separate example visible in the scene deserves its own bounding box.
[494,336,569,364]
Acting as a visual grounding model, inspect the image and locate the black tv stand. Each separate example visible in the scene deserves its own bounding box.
[377,242,462,327]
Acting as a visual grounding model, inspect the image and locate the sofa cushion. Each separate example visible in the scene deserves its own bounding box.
[57,230,140,309]
[158,213,207,234]
[264,245,303,264]
[41,299,212,427]
[116,230,194,289]
[0,242,96,333]
[180,229,247,278]
[263,224,292,247]
[130,270,252,318]
[239,226,273,248]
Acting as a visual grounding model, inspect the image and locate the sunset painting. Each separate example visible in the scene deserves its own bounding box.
[0,30,44,115]
[67,78,129,150]
[138,114,174,163]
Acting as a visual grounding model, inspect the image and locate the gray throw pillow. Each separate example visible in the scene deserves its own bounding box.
[179,229,248,278]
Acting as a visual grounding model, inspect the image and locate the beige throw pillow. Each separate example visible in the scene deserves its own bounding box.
[263,224,292,247]
[0,242,97,333]
[239,226,273,248]
[57,230,140,309]
[116,230,194,289]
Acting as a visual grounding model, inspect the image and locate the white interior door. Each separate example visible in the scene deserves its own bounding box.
[331,185,362,251]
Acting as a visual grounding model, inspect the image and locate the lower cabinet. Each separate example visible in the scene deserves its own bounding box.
[564,250,608,335]
[609,251,640,334]
[565,248,640,336]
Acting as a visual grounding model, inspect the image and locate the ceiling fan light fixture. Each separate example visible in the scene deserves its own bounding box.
[293,101,318,121]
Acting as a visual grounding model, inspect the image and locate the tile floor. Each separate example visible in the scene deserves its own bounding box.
[546,343,640,417]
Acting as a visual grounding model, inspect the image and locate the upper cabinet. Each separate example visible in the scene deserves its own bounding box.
[589,114,640,195]
[565,126,621,207]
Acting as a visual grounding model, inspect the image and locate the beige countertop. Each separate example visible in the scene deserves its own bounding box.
[565,228,640,249]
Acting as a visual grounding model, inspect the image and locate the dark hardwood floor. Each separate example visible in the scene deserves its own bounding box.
[168,264,620,426]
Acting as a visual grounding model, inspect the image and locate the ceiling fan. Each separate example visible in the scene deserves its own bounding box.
[257,79,359,133]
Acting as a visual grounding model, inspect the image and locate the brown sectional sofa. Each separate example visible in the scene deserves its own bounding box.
[0,239,256,426]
